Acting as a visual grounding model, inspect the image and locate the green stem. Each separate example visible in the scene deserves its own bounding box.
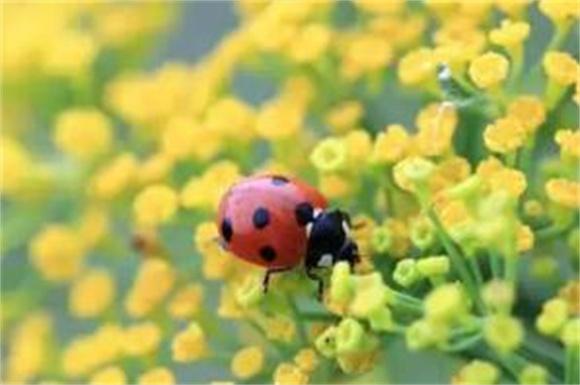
[467,258,484,287]
[287,295,308,345]
[444,332,484,352]
[427,208,486,314]
[489,252,503,279]
[565,346,580,385]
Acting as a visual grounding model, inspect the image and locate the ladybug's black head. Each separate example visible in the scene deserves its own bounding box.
[304,209,359,270]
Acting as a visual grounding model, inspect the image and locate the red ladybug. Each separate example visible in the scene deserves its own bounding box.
[217,174,359,295]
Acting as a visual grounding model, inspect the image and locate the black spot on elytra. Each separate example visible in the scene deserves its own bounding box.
[259,246,277,262]
[295,202,314,226]
[221,218,233,243]
[253,207,270,229]
[271,175,290,185]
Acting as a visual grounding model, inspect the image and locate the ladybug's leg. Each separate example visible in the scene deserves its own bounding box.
[337,241,360,269]
[262,267,292,293]
[305,268,324,300]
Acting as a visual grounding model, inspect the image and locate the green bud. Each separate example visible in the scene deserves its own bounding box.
[315,326,337,358]
[310,137,347,172]
[393,259,420,288]
[416,255,450,278]
[235,275,265,308]
[335,318,369,354]
[482,280,515,312]
[399,157,436,184]
[349,273,390,318]
[410,217,436,250]
[484,314,524,355]
[405,319,445,350]
[330,262,355,304]
[367,307,394,332]
[478,191,516,220]
[519,364,548,385]
[424,283,467,323]
[455,360,499,385]
[560,319,580,347]
[536,298,568,335]
[371,226,392,254]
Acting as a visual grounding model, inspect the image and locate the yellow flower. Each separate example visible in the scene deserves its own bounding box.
[489,20,530,48]
[0,136,33,196]
[62,324,124,377]
[5,313,52,384]
[341,33,393,80]
[294,348,319,373]
[54,108,113,161]
[372,124,410,164]
[325,101,363,133]
[125,258,176,317]
[204,97,256,142]
[310,137,348,172]
[172,322,208,362]
[160,116,198,160]
[78,206,109,249]
[181,161,241,211]
[89,366,127,385]
[452,360,499,385]
[519,364,548,385]
[122,322,162,357]
[168,283,204,319]
[555,129,580,158]
[483,117,527,154]
[397,47,437,86]
[507,96,546,134]
[543,51,580,86]
[138,367,175,385]
[42,31,98,77]
[69,269,115,319]
[133,184,178,227]
[288,23,331,64]
[255,98,304,141]
[476,157,527,197]
[273,363,309,385]
[319,174,353,199]
[518,224,535,252]
[539,0,580,23]
[469,51,510,89]
[231,346,265,379]
[90,153,138,200]
[138,153,175,185]
[345,130,373,166]
[29,225,85,282]
[261,315,297,343]
[415,103,458,157]
[495,1,532,18]
[545,178,580,209]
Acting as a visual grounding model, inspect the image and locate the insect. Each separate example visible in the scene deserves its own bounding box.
[217,174,360,297]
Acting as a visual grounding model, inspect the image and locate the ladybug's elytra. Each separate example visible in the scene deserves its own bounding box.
[217,174,360,296]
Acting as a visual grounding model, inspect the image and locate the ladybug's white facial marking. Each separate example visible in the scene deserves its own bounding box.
[306,222,313,238]
[317,253,334,267]
[313,208,323,219]
[342,220,350,237]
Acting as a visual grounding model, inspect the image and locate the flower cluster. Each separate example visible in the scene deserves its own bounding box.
[1,1,579,384]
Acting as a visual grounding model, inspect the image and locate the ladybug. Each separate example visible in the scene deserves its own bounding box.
[217,174,359,296]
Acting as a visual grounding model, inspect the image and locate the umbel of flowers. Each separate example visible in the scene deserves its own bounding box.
[1,1,579,384]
